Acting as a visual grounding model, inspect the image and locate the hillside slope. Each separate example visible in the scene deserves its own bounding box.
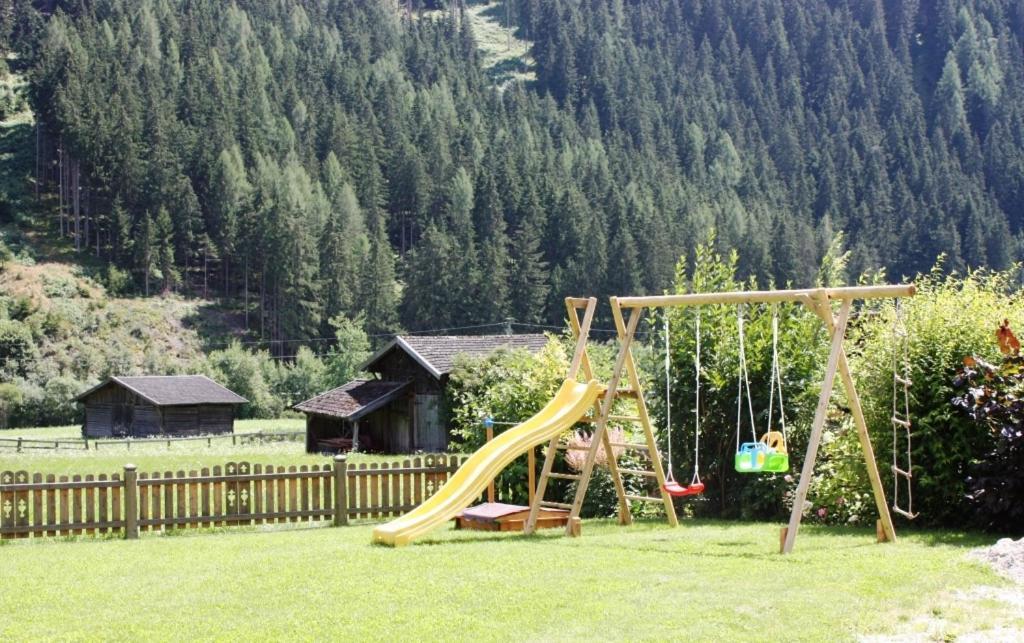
[12,0,1023,340]
[0,67,251,427]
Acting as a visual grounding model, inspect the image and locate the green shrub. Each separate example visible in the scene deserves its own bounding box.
[950,334,1024,533]
[447,338,569,504]
[0,382,23,429]
[648,235,828,520]
[829,263,1024,527]
[0,318,37,378]
[276,345,327,406]
[40,376,83,426]
[206,342,283,418]
[104,265,131,295]
[41,274,79,298]
[322,314,371,389]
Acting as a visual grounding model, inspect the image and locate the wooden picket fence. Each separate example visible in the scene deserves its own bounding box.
[0,455,464,540]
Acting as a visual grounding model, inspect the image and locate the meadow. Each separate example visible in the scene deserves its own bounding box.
[0,519,1018,641]
[0,420,433,476]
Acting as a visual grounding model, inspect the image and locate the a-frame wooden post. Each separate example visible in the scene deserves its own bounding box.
[781,292,897,552]
[525,297,678,535]
[526,297,630,534]
[609,298,678,526]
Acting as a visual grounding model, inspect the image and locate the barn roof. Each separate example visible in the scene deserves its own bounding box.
[362,334,549,379]
[292,380,411,421]
[75,375,248,406]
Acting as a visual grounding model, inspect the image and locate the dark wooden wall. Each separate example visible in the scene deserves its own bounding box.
[369,350,443,395]
[306,415,345,452]
[81,383,235,438]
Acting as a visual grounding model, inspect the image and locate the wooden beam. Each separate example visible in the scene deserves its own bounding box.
[565,302,643,533]
[610,298,677,526]
[804,296,897,545]
[567,297,597,380]
[616,284,915,309]
[782,296,851,554]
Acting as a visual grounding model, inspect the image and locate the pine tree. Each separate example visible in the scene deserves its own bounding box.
[154,207,179,293]
[321,153,368,321]
[134,211,157,297]
[360,219,401,337]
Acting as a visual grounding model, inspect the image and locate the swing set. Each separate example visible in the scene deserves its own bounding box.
[525,284,916,553]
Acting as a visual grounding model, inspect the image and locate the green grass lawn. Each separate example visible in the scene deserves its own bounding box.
[0,520,1017,640]
[4,417,307,440]
[0,419,446,476]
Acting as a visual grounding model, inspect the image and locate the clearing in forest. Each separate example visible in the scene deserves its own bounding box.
[465,0,535,87]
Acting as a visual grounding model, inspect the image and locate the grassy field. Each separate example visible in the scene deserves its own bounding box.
[0,520,1018,640]
[5,417,306,440]
[0,419,445,475]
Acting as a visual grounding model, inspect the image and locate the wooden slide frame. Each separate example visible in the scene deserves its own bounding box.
[528,285,914,553]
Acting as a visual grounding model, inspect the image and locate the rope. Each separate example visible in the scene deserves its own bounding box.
[892,299,916,517]
[692,310,701,484]
[664,311,674,482]
[736,305,757,450]
[766,305,788,449]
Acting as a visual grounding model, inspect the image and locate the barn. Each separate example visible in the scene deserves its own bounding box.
[296,334,548,454]
[76,375,247,438]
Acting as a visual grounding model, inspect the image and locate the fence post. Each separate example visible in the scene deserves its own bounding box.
[333,455,348,527]
[124,464,138,540]
[16,437,22,453]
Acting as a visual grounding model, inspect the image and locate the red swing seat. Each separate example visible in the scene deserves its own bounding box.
[663,479,705,497]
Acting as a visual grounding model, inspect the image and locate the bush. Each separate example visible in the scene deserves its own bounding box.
[951,326,1024,533]
[0,318,37,378]
[276,346,327,406]
[0,382,23,429]
[447,338,569,504]
[834,263,1024,527]
[647,235,828,520]
[104,265,131,295]
[206,342,283,418]
[322,314,371,389]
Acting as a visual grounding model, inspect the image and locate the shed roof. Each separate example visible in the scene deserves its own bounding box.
[362,334,549,379]
[75,375,248,406]
[292,380,411,421]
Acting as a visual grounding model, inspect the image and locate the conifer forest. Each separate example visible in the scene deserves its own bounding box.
[3,0,1024,341]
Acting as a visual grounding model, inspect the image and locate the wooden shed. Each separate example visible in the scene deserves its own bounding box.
[296,334,547,454]
[76,375,247,439]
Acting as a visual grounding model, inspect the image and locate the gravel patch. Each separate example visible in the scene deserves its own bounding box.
[969,537,1024,584]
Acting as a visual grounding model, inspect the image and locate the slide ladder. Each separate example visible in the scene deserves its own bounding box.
[525,297,678,535]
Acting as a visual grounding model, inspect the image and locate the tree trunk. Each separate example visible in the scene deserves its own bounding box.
[58,140,64,236]
[34,122,40,201]
[73,158,81,252]
[259,266,265,339]
[244,258,249,330]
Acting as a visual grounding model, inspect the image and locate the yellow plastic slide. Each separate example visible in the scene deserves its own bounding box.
[372,378,602,547]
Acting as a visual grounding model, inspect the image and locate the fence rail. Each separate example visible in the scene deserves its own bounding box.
[0,430,305,452]
[0,455,465,540]
[0,437,91,452]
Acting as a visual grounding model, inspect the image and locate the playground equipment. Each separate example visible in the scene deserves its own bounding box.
[661,311,704,497]
[734,305,790,473]
[453,417,569,532]
[374,284,914,553]
[890,300,918,519]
